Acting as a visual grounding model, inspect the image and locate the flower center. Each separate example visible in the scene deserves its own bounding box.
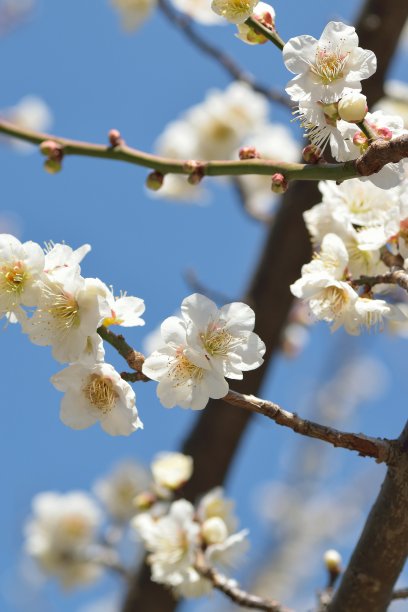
[60,515,90,540]
[0,261,27,294]
[48,292,79,329]
[218,0,254,20]
[200,325,238,357]
[322,286,349,315]
[169,351,204,386]
[311,48,349,85]
[83,374,118,413]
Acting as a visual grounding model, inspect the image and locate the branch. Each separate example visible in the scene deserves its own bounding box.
[195,553,290,612]
[245,16,285,51]
[353,269,408,293]
[224,390,394,463]
[391,588,408,600]
[157,0,291,109]
[97,326,394,463]
[0,118,364,182]
[355,134,408,176]
[97,325,149,380]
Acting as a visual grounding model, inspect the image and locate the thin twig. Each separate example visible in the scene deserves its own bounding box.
[157,0,292,109]
[391,588,408,600]
[97,325,149,380]
[183,268,235,305]
[224,390,394,463]
[353,269,408,293]
[245,16,285,50]
[195,553,290,612]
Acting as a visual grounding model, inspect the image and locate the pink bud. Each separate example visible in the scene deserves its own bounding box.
[302,144,322,164]
[352,131,368,147]
[39,140,63,161]
[271,173,288,194]
[108,129,122,147]
[239,146,260,160]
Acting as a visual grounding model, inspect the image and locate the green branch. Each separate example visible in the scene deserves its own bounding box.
[245,17,285,51]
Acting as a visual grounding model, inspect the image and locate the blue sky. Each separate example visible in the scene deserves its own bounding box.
[0,1,407,610]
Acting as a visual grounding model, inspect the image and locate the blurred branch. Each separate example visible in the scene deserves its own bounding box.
[391,588,408,600]
[157,0,292,109]
[195,552,291,612]
[183,268,235,304]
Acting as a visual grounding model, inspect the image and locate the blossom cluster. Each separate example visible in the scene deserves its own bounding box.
[283,21,407,189]
[0,234,144,436]
[142,293,266,409]
[290,178,408,334]
[24,453,249,599]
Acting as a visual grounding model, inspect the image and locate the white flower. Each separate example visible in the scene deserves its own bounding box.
[197,487,238,533]
[98,284,145,328]
[25,491,102,588]
[295,98,348,156]
[142,315,229,410]
[283,21,377,103]
[236,2,275,45]
[51,362,143,436]
[44,242,91,275]
[172,567,212,598]
[151,452,193,490]
[342,297,406,335]
[24,268,111,363]
[205,529,249,569]
[0,233,44,317]
[94,461,150,522]
[211,0,259,24]
[110,0,157,31]
[201,517,228,544]
[132,499,200,586]
[171,0,225,25]
[182,293,265,379]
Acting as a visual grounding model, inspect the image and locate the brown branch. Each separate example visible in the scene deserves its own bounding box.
[355,134,408,176]
[97,326,149,380]
[353,269,408,293]
[224,390,394,463]
[157,0,292,110]
[391,588,408,600]
[195,553,290,612]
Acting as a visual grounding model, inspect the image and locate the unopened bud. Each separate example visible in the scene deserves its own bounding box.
[108,129,122,147]
[271,173,288,193]
[302,144,322,164]
[44,158,62,174]
[324,549,342,574]
[201,517,228,545]
[235,4,275,45]
[239,146,260,160]
[39,140,62,158]
[338,93,367,122]
[187,169,204,185]
[133,491,156,511]
[146,171,164,191]
[376,126,393,141]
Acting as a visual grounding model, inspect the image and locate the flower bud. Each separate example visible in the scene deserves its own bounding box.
[201,517,228,545]
[302,144,322,164]
[324,549,342,573]
[239,146,260,160]
[146,171,164,191]
[271,173,288,194]
[151,452,193,490]
[108,129,122,147]
[338,93,368,122]
[376,126,392,141]
[43,158,62,174]
[39,140,61,158]
[187,169,204,185]
[235,3,275,45]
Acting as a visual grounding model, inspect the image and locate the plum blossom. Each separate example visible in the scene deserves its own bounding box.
[132,499,200,586]
[24,491,102,588]
[181,293,265,379]
[151,452,193,490]
[142,314,229,410]
[24,268,111,363]
[283,21,377,103]
[211,0,259,24]
[44,241,91,276]
[51,362,143,436]
[0,234,44,319]
[94,461,150,522]
[235,2,275,45]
